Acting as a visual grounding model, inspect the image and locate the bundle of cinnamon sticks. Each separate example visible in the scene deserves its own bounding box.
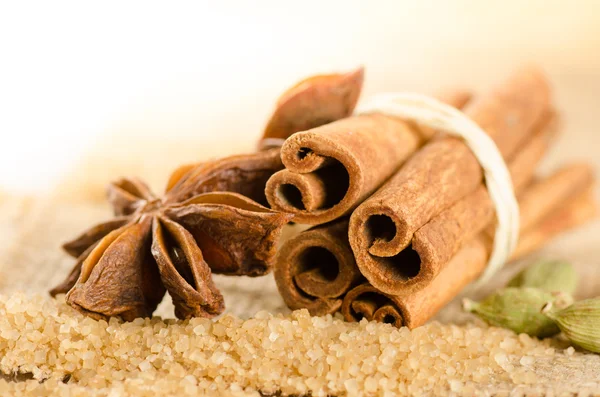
[270,66,597,329]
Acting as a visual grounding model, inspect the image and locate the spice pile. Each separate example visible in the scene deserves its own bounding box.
[2,294,600,396]
[50,69,365,321]
[272,67,596,329]
[50,66,597,328]
[1,66,599,395]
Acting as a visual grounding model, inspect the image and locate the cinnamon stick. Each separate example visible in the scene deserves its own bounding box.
[265,91,471,225]
[349,111,558,295]
[512,185,597,258]
[274,219,362,315]
[342,165,597,328]
[511,163,594,235]
[349,67,552,294]
[341,237,488,329]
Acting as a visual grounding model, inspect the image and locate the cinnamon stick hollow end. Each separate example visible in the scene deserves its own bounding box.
[345,120,556,298]
[369,111,559,296]
[266,91,472,225]
[274,219,362,316]
[341,283,406,328]
[343,236,489,329]
[347,203,430,296]
[345,165,596,330]
[265,129,368,224]
[348,67,553,295]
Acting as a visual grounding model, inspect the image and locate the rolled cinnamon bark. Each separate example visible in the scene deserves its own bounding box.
[265,91,471,225]
[342,237,488,329]
[511,163,594,235]
[343,165,597,328]
[407,160,592,297]
[350,111,557,295]
[512,185,597,258]
[349,67,552,295]
[274,219,362,315]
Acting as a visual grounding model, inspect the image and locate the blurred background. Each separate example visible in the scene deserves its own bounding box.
[0,1,599,194]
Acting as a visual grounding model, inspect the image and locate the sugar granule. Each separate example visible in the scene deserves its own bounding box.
[0,293,598,396]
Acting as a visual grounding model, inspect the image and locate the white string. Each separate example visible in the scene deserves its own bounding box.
[258,137,287,150]
[354,93,520,288]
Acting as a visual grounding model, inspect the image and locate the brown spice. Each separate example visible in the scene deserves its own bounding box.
[52,67,365,321]
[512,184,597,259]
[274,219,363,316]
[262,68,365,141]
[342,237,489,328]
[343,164,597,328]
[349,67,552,295]
[364,110,558,296]
[509,163,595,235]
[53,170,292,320]
[265,91,471,225]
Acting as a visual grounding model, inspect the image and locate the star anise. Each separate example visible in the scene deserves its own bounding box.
[50,148,293,320]
[263,67,364,141]
[50,67,364,321]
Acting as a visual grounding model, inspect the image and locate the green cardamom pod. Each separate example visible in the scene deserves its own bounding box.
[463,287,573,338]
[542,298,600,353]
[508,259,578,294]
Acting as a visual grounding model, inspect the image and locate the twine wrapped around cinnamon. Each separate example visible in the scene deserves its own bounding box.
[342,164,596,328]
[349,67,553,295]
[265,91,471,225]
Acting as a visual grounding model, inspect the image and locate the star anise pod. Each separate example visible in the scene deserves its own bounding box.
[50,67,364,321]
[50,149,292,321]
[263,67,364,141]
